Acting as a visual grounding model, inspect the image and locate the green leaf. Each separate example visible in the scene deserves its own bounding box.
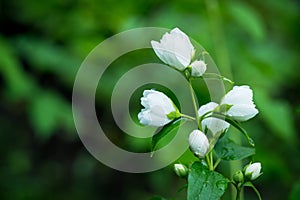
[214,134,255,161]
[187,162,228,200]
[289,181,300,200]
[255,89,296,145]
[14,37,80,84]
[227,2,265,41]
[209,113,255,146]
[244,182,262,200]
[148,196,167,200]
[151,118,187,154]
[177,184,188,193]
[28,91,74,140]
[0,36,37,100]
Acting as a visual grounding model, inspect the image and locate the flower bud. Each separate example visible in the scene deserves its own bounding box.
[174,164,189,178]
[190,60,207,77]
[188,130,209,158]
[244,162,262,180]
[233,170,244,184]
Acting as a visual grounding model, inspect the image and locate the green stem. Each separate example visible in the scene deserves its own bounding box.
[251,185,262,200]
[210,151,214,170]
[236,187,241,200]
[202,73,234,84]
[213,158,221,170]
[180,114,196,121]
[205,151,214,171]
[244,182,262,200]
[204,0,242,199]
[205,154,212,170]
[188,80,201,129]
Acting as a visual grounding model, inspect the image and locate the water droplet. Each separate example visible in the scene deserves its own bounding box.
[203,181,210,188]
[248,138,255,147]
[216,180,227,191]
[222,148,229,155]
[200,160,208,168]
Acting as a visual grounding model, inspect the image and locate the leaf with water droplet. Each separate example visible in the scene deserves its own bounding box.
[187,162,228,200]
[216,180,227,192]
[214,133,255,161]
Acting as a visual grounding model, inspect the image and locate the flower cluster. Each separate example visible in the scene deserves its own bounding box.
[199,85,258,137]
[193,85,258,155]
[138,27,259,157]
[137,28,262,199]
[233,162,262,183]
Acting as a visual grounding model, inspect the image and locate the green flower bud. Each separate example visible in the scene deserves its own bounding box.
[233,170,244,184]
[174,164,189,178]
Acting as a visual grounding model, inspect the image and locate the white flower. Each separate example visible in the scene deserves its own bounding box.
[221,85,259,121]
[138,90,179,127]
[244,162,262,180]
[197,86,258,135]
[188,130,209,158]
[151,28,195,71]
[190,60,207,77]
[198,102,230,136]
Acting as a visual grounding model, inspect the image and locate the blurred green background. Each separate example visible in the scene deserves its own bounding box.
[1,0,300,199]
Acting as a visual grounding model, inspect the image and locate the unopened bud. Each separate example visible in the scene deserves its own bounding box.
[244,162,262,180]
[188,130,209,158]
[190,60,206,77]
[174,164,189,178]
[233,170,244,183]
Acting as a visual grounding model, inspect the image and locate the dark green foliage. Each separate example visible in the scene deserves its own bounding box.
[0,0,299,199]
[214,133,255,161]
[188,162,228,200]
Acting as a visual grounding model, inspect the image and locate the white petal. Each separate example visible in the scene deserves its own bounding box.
[198,102,219,117]
[138,107,171,127]
[202,118,230,136]
[221,85,253,105]
[138,90,177,127]
[221,85,259,121]
[151,40,186,70]
[190,60,207,77]
[227,104,259,121]
[138,110,152,125]
[170,28,194,67]
[199,102,229,135]
[145,90,175,114]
